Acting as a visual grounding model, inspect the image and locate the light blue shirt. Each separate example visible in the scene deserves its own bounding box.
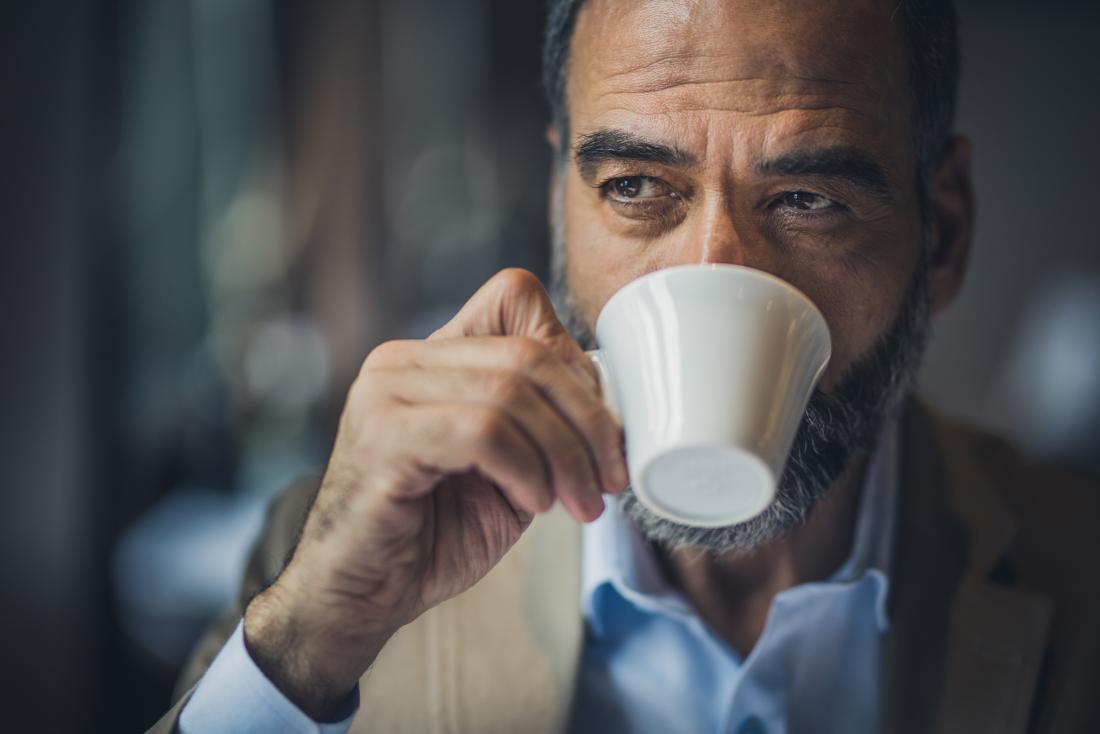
[569,418,898,734]
[179,620,359,734]
[180,420,897,733]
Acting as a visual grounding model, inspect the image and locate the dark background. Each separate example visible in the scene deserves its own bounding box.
[2,1,1097,731]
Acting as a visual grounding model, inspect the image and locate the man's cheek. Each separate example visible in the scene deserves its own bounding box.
[786,274,892,390]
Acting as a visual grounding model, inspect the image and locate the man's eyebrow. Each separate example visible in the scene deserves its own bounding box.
[574,129,697,181]
[756,148,892,199]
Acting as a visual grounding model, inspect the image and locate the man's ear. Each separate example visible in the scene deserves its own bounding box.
[926,135,975,316]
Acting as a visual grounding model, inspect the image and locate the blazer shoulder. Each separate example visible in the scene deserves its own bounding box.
[929,408,1100,584]
[232,474,321,608]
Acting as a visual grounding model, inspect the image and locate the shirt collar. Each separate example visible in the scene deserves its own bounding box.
[581,416,900,632]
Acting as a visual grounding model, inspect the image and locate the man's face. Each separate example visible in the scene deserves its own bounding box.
[554,0,942,549]
[561,0,923,390]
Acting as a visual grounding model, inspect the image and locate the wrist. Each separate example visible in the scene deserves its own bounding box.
[243,582,387,721]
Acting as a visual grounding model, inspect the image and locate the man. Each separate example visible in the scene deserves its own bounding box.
[151,0,1100,732]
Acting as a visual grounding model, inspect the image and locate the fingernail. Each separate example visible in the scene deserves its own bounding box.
[587,493,606,520]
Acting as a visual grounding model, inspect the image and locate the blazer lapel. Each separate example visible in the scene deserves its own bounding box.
[355,504,583,733]
[884,401,1052,734]
[882,401,970,734]
[935,581,1052,734]
[448,503,584,733]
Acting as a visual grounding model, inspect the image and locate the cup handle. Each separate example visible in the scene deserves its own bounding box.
[585,349,620,421]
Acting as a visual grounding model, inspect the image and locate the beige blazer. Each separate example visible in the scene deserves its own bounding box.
[148,399,1100,733]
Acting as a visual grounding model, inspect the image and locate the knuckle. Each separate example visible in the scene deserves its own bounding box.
[505,336,549,371]
[467,406,508,448]
[363,339,406,369]
[347,366,392,410]
[487,369,528,405]
[492,267,541,296]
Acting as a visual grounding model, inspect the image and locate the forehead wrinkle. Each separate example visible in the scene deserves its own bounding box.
[589,58,881,122]
[594,85,876,121]
[585,104,877,147]
[598,51,868,95]
[598,48,741,84]
[599,59,869,94]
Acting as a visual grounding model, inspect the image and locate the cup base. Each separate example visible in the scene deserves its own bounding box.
[635,445,775,528]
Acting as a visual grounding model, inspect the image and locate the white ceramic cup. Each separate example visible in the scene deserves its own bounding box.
[585,264,831,527]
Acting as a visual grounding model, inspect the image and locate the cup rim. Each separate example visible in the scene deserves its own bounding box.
[595,263,829,338]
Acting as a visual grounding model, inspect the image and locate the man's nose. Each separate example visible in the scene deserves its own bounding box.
[671,197,766,269]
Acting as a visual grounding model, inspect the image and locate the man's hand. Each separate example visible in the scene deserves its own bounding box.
[242,269,628,719]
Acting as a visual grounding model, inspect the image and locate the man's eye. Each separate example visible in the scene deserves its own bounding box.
[605,176,676,203]
[776,191,840,212]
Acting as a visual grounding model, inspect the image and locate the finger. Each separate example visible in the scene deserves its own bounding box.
[368,336,601,414]
[367,336,627,494]
[380,403,554,517]
[370,366,607,521]
[428,267,598,393]
[430,268,569,343]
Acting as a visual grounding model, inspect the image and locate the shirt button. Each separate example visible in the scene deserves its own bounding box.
[735,715,767,734]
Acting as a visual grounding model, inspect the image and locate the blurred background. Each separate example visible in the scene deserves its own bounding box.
[1,0,1097,731]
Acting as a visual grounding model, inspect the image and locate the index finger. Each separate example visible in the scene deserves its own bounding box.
[431,267,601,392]
[431,268,568,343]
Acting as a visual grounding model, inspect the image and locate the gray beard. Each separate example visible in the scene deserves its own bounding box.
[548,181,931,553]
